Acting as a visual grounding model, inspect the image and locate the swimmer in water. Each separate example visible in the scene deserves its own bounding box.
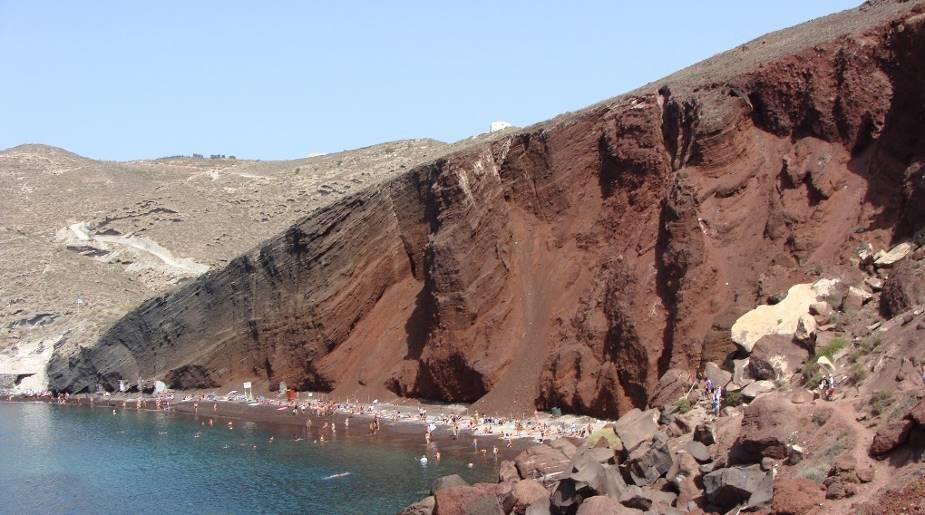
[112,409,116,415]
[419,455,428,465]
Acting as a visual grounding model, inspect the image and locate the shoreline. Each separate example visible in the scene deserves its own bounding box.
[2,393,597,463]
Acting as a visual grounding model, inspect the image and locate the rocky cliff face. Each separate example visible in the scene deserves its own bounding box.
[49,0,925,418]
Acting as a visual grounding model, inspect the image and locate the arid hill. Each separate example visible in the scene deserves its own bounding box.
[0,138,469,389]
[18,0,925,425]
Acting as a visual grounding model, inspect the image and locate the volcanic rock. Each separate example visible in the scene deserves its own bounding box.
[702,464,774,511]
[510,480,548,514]
[613,409,659,453]
[514,445,571,484]
[434,484,503,515]
[881,255,925,317]
[433,475,470,494]
[732,396,803,463]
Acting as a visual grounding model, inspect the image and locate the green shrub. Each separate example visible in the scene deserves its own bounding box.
[817,338,849,360]
[675,397,692,414]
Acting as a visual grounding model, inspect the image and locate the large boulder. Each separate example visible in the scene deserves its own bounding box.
[694,422,717,446]
[703,362,732,388]
[741,380,775,399]
[686,440,712,463]
[751,334,809,380]
[613,408,659,453]
[703,465,774,511]
[434,484,503,515]
[731,396,803,463]
[510,480,548,514]
[432,474,469,494]
[842,286,873,314]
[499,460,520,483]
[881,255,925,317]
[870,419,914,457]
[747,356,777,381]
[649,368,693,409]
[730,280,837,353]
[515,445,571,484]
[793,313,817,346]
[550,438,579,458]
[626,440,673,486]
[874,242,915,267]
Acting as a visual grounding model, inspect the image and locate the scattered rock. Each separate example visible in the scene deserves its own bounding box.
[748,356,777,381]
[881,256,925,317]
[694,423,717,445]
[434,484,503,515]
[809,301,833,325]
[790,389,813,404]
[618,485,676,511]
[649,368,693,409]
[550,438,579,458]
[874,241,915,267]
[794,313,817,346]
[575,495,638,515]
[732,396,803,463]
[613,409,659,453]
[751,334,809,380]
[760,457,775,471]
[399,496,435,515]
[686,441,712,463]
[432,474,469,494]
[870,419,914,457]
[857,464,875,483]
[704,361,732,388]
[499,460,520,483]
[626,440,673,486]
[741,380,775,399]
[524,499,551,515]
[511,479,548,514]
[865,276,884,291]
[843,286,873,313]
[514,445,571,484]
[702,464,774,511]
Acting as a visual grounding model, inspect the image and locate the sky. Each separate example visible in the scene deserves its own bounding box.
[0,1,860,161]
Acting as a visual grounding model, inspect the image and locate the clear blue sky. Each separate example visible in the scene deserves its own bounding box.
[1,1,859,161]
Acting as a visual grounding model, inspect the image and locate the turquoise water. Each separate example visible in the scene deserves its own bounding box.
[0,402,498,514]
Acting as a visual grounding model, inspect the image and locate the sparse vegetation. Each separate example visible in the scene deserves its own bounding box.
[869,390,894,416]
[816,338,849,360]
[799,464,829,483]
[812,411,831,426]
[675,397,692,414]
[887,395,919,422]
[725,390,745,407]
[848,362,868,384]
[802,360,824,390]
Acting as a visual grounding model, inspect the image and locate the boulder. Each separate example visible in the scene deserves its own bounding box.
[881,256,925,317]
[511,480,548,514]
[432,474,469,494]
[731,396,802,463]
[751,334,809,380]
[874,241,915,267]
[675,406,708,435]
[399,496,435,515]
[524,499,551,515]
[704,361,732,388]
[907,398,925,426]
[686,440,712,463]
[702,465,774,512]
[618,485,677,511]
[649,368,693,409]
[550,438,579,458]
[613,408,659,453]
[582,428,621,452]
[549,479,580,513]
[569,452,607,492]
[694,423,717,446]
[434,484,503,515]
[626,441,673,486]
[499,460,520,483]
[794,313,817,345]
[842,286,873,314]
[575,496,640,515]
[770,478,824,515]
[741,380,775,399]
[747,356,777,381]
[865,276,884,291]
[824,478,857,499]
[515,445,571,484]
[789,389,813,404]
[870,419,914,457]
[730,281,836,353]
[732,358,752,385]
[809,301,833,325]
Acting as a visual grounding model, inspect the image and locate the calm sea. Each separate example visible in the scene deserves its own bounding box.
[0,402,499,514]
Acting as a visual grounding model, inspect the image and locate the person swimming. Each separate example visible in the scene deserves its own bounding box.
[419,455,428,465]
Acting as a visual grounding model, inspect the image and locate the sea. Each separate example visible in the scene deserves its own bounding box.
[0,402,500,514]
